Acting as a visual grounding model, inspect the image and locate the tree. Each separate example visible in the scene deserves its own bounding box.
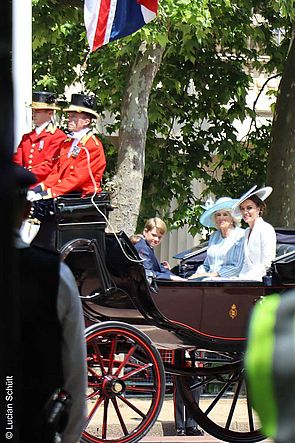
[32,0,292,235]
[108,42,165,232]
[266,18,295,227]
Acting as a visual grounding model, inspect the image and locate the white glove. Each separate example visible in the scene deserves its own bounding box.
[26,190,43,202]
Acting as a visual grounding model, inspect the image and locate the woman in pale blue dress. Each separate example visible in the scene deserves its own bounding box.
[189,197,245,279]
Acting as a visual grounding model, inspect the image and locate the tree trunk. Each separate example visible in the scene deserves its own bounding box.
[108,42,165,235]
[266,25,295,227]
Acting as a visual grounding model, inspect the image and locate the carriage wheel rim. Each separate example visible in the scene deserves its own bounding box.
[82,325,165,443]
[178,361,265,443]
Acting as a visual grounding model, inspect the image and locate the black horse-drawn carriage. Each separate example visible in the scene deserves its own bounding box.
[32,193,295,443]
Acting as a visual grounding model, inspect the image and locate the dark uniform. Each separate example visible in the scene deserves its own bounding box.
[18,246,63,443]
[14,165,87,443]
[13,166,64,442]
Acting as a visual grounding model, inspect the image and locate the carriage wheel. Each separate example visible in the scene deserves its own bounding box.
[177,351,265,443]
[81,321,165,443]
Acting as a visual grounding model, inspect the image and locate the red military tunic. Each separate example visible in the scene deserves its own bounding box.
[13,123,67,183]
[39,131,106,198]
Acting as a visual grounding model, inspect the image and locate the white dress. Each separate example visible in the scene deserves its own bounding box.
[239,217,276,281]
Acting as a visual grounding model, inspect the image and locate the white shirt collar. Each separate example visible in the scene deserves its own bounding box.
[68,127,90,140]
[35,120,50,135]
[67,128,91,158]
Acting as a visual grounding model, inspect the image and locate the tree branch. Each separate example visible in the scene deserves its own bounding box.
[241,72,282,146]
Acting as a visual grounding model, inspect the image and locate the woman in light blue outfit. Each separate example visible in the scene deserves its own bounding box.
[189,197,245,279]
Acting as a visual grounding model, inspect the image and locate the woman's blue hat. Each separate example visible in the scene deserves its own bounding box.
[200,197,239,228]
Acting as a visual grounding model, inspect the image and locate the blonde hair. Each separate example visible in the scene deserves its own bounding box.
[129,234,144,245]
[144,217,167,235]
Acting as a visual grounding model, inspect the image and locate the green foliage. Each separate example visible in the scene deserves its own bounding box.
[271,0,295,20]
[32,0,291,236]
[138,0,288,234]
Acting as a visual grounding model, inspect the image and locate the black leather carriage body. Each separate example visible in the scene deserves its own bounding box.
[53,193,112,251]
[272,252,295,284]
[271,229,295,284]
[31,193,112,252]
[54,193,111,224]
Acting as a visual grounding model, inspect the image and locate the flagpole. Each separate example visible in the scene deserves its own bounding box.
[12,0,32,149]
[0,1,19,440]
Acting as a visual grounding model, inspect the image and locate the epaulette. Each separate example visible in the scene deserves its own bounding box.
[91,134,100,146]
[80,130,94,145]
[46,122,57,134]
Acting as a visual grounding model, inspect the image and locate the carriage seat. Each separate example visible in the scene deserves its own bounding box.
[271,243,295,284]
[275,243,295,258]
[32,192,112,252]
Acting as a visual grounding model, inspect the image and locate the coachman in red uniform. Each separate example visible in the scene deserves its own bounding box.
[13,91,67,182]
[29,93,106,201]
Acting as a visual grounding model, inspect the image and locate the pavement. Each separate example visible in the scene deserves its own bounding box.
[141,437,223,442]
[87,396,274,443]
[139,398,274,442]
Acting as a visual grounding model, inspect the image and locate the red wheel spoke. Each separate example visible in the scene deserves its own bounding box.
[111,397,129,436]
[86,395,104,425]
[102,397,109,439]
[88,365,102,382]
[87,388,101,399]
[88,366,99,376]
[121,362,152,381]
[118,395,147,418]
[114,344,138,376]
[91,341,107,376]
[126,385,157,394]
[108,336,117,375]
[84,324,165,443]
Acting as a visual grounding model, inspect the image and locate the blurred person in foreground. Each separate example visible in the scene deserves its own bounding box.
[13,164,87,443]
[245,288,295,443]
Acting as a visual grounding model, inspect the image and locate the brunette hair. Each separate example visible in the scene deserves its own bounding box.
[247,195,266,216]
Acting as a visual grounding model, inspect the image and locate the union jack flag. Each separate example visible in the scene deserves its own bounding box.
[84,0,158,52]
